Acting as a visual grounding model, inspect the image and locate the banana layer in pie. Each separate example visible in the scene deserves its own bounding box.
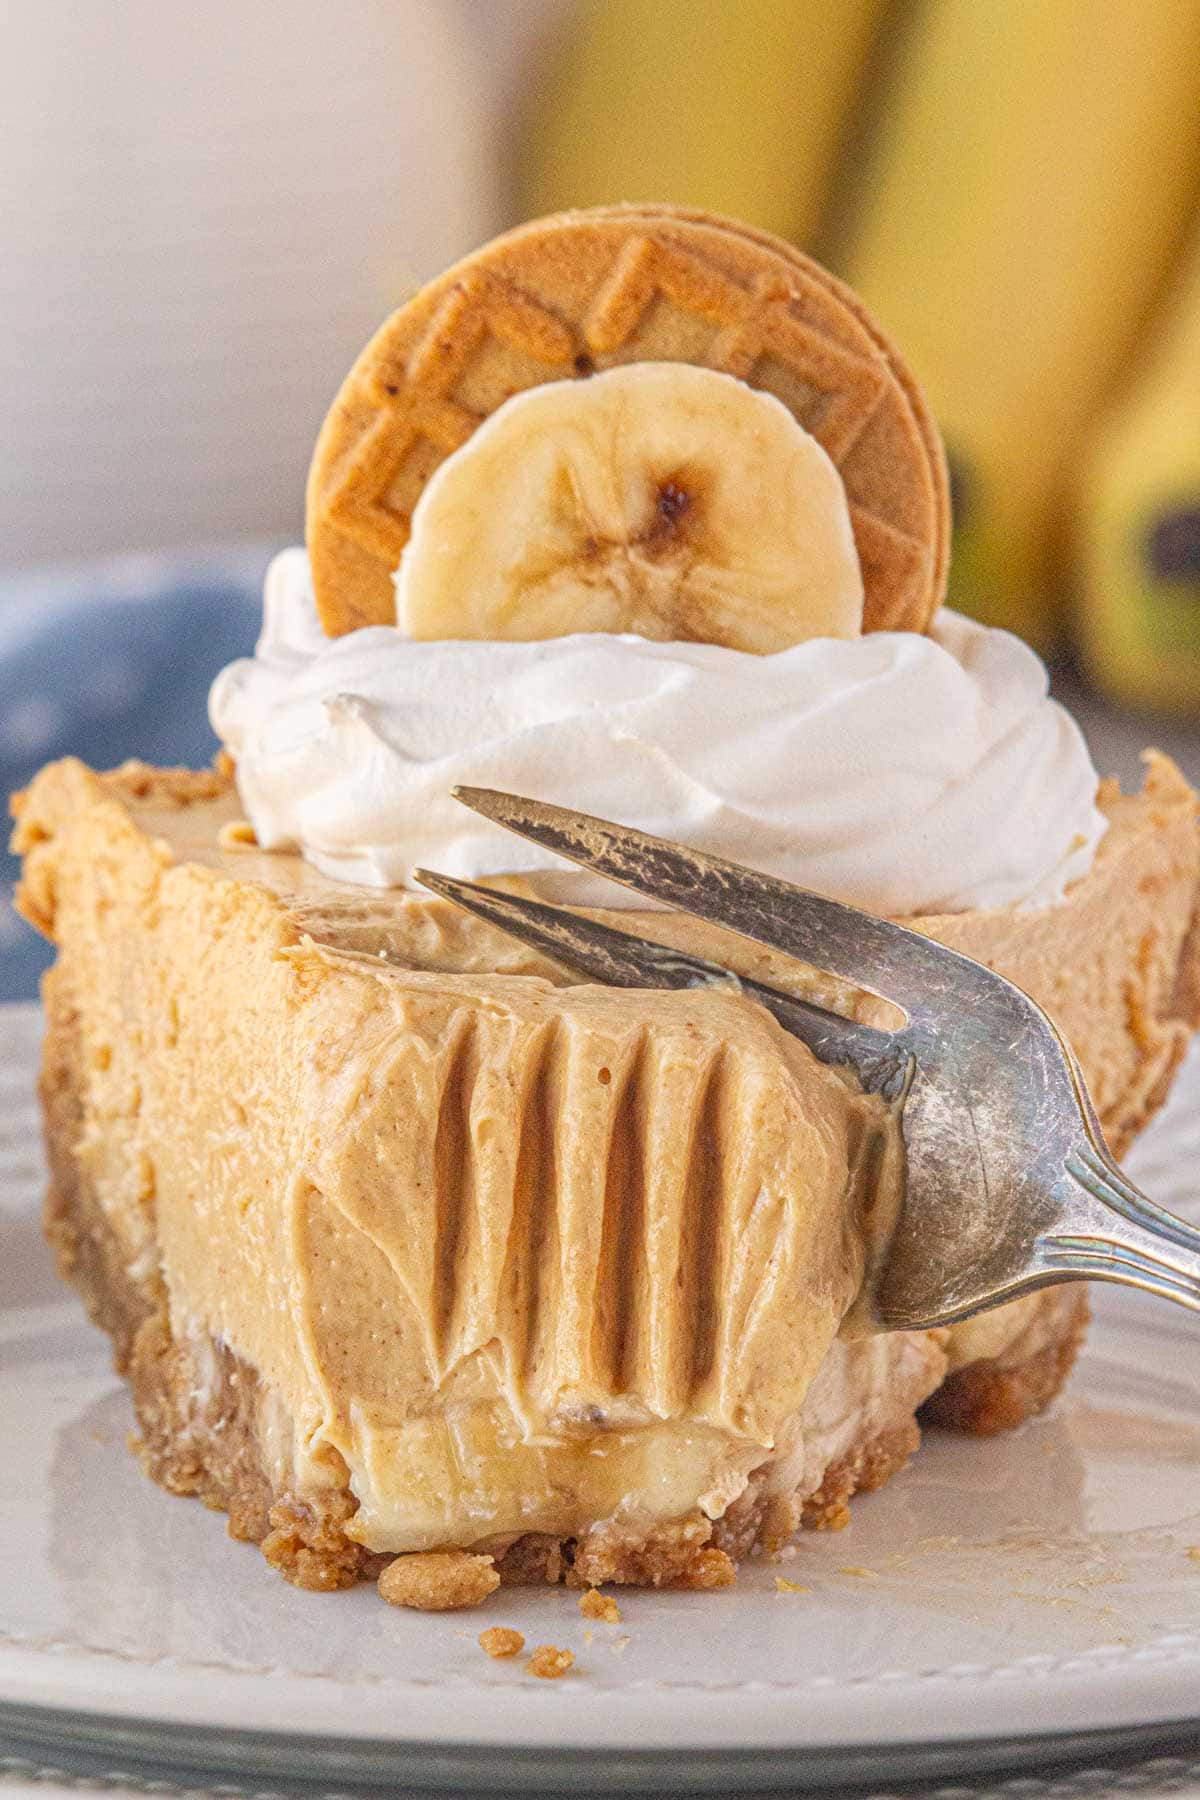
[14,751,1199,1593]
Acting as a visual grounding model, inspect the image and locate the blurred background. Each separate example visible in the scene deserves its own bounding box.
[3,0,1200,996]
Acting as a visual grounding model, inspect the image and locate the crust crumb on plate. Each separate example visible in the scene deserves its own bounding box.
[479,1626,525,1658]
[579,1588,621,1623]
[378,1551,499,1611]
[527,1645,576,1680]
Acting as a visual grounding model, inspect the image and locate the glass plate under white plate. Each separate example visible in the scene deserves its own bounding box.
[3,1000,1200,1794]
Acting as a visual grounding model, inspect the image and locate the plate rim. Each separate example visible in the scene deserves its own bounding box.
[4,1695,1200,1797]
[4,1627,1200,1755]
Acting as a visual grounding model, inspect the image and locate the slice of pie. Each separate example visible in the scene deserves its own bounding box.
[11,208,1200,1606]
[14,744,1198,1596]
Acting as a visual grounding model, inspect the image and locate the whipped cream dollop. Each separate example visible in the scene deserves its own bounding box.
[209,548,1107,916]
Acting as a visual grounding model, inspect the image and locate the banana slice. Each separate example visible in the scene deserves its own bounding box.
[395,363,864,652]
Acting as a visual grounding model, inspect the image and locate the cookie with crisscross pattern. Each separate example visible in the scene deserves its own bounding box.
[307,208,948,639]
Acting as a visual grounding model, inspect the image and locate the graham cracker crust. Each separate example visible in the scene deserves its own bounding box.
[922,1294,1092,1437]
[39,959,1087,1601]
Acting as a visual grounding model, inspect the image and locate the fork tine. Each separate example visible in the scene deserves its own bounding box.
[415,868,739,993]
[451,786,960,1017]
[415,868,902,1082]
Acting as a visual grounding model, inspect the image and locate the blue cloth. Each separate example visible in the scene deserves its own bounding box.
[0,546,273,1002]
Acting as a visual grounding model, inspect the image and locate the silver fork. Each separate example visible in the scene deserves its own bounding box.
[413,786,1200,1333]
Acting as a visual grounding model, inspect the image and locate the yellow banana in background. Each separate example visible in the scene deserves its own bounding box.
[1078,225,1200,713]
[518,0,887,249]
[843,0,1200,651]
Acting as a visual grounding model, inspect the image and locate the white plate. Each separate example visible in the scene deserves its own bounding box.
[3,999,1200,1793]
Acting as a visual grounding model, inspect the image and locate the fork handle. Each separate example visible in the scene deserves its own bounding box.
[1039,1138,1200,1312]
